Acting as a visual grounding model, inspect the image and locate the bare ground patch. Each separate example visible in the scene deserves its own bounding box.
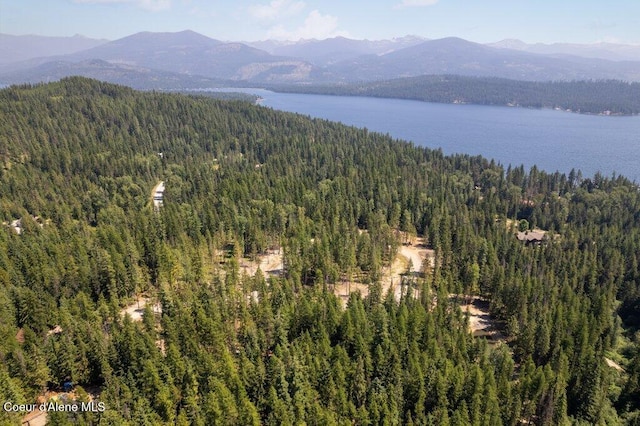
[22,386,102,426]
[382,237,433,302]
[218,238,434,309]
[239,248,284,277]
[333,281,371,307]
[120,296,162,322]
[605,357,624,372]
[457,296,506,343]
[332,236,434,306]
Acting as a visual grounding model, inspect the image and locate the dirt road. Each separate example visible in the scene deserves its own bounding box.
[151,181,164,209]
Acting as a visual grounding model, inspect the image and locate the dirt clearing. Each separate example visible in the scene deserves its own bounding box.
[605,357,624,372]
[120,296,162,322]
[333,236,434,306]
[239,248,283,277]
[457,296,505,342]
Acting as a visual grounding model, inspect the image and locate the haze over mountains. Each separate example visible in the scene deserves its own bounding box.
[0,33,108,65]
[247,35,427,66]
[2,30,640,89]
[489,39,640,62]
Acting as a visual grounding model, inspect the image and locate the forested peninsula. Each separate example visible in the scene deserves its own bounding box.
[270,76,640,115]
[1,77,639,425]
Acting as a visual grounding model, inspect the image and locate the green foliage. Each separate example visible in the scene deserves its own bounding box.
[272,75,640,115]
[0,77,639,424]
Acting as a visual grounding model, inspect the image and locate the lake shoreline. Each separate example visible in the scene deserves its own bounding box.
[265,88,640,117]
[191,87,640,182]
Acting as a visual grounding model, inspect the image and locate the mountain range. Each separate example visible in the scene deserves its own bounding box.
[0,33,107,65]
[246,35,427,66]
[1,30,640,89]
[489,39,640,62]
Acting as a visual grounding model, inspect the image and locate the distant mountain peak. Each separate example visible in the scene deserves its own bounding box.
[116,30,220,44]
[430,36,484,46]
[390,35,426,42]
[492,38,528,49]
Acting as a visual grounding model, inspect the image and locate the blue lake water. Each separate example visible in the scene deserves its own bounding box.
[228,89,640,181]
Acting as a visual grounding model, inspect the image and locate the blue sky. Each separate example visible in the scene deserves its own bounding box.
[1,0,639,44]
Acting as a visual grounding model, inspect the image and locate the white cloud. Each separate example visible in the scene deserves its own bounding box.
[74,0,171,12]
[395,0,439,8]
[266,10,349,40]
[248,0,306,21]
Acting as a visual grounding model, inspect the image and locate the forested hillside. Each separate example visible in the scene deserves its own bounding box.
[271,76,640,115]
[1,77,639,425]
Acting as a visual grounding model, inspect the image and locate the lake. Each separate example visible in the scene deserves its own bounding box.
[224,89,640,181]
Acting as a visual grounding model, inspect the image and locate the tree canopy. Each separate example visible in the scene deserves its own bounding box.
[0,77,639,425]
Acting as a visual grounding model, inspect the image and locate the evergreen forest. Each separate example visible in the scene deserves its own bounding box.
[1,77,640,425]
[271,76,640,116]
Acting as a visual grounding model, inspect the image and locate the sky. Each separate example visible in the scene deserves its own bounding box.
[1,0,639,44]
